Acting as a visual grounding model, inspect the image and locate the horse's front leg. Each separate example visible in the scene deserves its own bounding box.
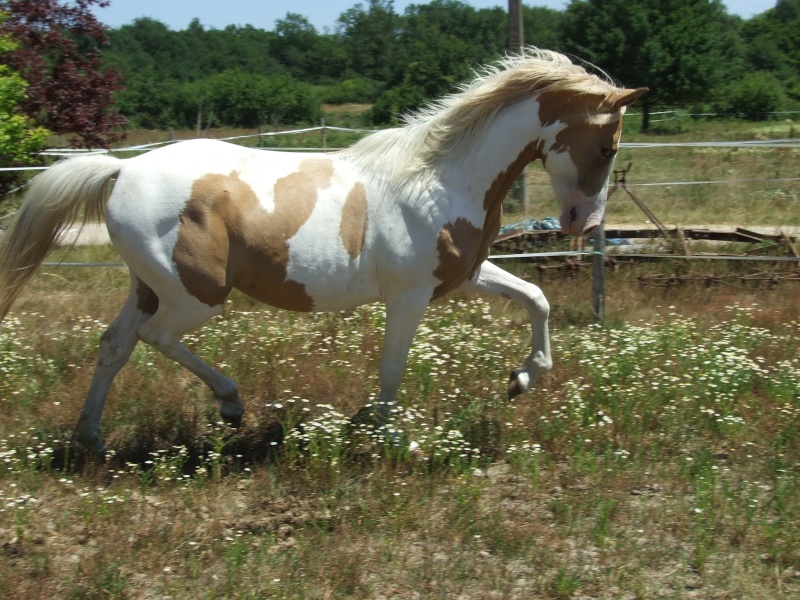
[456,260,552,398]
[372,289,432,426]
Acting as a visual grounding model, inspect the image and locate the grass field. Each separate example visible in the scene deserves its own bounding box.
[0,116,798,598]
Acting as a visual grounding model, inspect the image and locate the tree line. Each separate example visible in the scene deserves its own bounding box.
[104,0,799,132]
[0,0,798,157]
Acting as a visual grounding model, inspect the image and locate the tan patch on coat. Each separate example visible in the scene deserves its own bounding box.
[432,217,482,298]
[431,142,546,299]
[340,181,368,259]
[537,90,623,197]
[483,141,544,213]
[173,158,334,311]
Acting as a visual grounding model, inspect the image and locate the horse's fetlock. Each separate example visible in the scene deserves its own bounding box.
[525,352,552,373]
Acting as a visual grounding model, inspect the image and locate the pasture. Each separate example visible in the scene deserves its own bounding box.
[0,115,798,599]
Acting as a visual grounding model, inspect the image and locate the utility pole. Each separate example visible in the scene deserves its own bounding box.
[508,0,524,55]
[508,0,528,212]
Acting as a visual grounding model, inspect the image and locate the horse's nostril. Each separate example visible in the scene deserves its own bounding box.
[569,207,577,222]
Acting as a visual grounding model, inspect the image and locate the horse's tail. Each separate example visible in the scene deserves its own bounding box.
[0,154,123,321]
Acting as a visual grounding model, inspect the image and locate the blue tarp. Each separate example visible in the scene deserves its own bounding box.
[498,217,561,236]
[498,217,631,245]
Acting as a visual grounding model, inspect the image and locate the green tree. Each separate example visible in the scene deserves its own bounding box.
[562,0,735,130]
[741,0,800,100]
[371,0,507,123]
[523,6,565,49]
[269,13,348,84]
[176,70,320,129]
[272,14,320,80]
[718,71,785,119]
[338,0,399,82]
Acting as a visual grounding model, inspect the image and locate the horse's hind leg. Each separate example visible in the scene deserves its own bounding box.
[135,297,245,428]
[74,276,157,456]
[456,260,552,398]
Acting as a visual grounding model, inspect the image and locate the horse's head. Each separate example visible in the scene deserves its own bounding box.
[538,87,647,236]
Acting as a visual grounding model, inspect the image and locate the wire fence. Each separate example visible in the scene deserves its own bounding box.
[2,122,799,173]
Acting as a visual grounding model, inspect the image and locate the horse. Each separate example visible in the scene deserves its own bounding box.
[0,49,646,456]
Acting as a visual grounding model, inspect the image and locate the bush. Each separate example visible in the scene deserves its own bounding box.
[322,77,382,104]
[169,71,322,129]
[715,71,785,120]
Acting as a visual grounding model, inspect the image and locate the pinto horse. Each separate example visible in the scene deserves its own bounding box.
[0,50,646,455]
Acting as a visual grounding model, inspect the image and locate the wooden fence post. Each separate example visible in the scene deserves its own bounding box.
[592,223,605,325]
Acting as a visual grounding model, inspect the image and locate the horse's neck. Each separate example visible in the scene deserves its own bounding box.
[439,98,546,215]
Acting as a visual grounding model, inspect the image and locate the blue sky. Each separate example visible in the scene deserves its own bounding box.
[90,1,777,33]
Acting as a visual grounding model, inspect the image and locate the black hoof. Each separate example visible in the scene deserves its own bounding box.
[221,411,243,429]
[72,431,108,459]
[348,405,383,429]
[508,368,526,400]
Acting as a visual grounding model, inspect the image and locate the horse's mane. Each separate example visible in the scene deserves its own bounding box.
[344,48,618,188]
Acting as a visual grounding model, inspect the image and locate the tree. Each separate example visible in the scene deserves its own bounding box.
[371,0,507,123]
[272,14,320,80]
[523,6,565,50]
[173,70,321,129]
[562,0,734,130]
[338,0,399,82]
[741,0,800,100]
[0,0,125,147]
[0,23,49,199]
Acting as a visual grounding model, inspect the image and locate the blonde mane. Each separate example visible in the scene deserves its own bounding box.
[345,48,618,187]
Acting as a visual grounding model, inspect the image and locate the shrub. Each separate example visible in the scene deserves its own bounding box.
[716,71,785,120]
[322,77,381,104]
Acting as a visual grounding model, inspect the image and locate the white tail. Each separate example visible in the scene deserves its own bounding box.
[0,154,122,320]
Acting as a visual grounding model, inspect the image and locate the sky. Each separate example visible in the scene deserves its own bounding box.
[89,1,777,33]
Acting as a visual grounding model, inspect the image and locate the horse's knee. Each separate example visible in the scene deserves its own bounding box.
[527,285,550,320]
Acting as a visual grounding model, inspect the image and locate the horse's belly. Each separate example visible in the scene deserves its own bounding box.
[234,262,379,313]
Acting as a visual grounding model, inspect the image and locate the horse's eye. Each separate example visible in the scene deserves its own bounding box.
[601,147,616,159]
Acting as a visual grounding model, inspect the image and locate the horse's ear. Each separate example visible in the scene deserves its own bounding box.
[610,87,648,111]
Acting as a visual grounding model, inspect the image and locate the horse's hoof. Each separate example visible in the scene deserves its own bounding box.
[72,431,108,459]
[347,406,404,444]
[349,405,382,429]
[508,368,531,399]
[220,410,243,429]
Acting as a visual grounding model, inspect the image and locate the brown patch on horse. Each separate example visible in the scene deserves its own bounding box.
[432,141,545,299]
[432,217,482,298]
[483,141,543,213]
[135,278,159,315]
[340,181,368,259]
[537,91,624,196]
[173,158,334,311]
